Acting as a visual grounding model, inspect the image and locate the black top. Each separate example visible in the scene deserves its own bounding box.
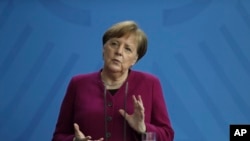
[109,89,118,95]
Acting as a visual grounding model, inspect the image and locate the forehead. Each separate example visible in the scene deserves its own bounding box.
[110,34,138,46]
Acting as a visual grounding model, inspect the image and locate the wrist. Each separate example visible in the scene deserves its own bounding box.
[137,125,146,134]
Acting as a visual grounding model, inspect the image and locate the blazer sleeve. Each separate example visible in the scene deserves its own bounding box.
[52,78,76,141]
[145,78,174,141]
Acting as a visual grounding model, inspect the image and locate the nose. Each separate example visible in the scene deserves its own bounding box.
[115,44,123,56]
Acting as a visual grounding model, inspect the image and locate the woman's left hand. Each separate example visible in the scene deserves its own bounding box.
[119,95,146,133]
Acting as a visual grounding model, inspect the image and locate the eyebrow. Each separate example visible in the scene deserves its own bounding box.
[111,38,136,49]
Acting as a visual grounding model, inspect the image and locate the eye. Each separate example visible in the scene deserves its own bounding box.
[110,40,119,47]
[125,47,132,53]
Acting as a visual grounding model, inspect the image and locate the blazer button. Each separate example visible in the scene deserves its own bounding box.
[107,102,113,107]
[106,132,111,138]
[107,116,112,122]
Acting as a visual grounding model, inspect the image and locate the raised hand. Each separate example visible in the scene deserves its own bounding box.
[73,123,104,141]
[119,95,146,133]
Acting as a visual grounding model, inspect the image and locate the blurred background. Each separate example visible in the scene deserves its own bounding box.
[0,0,249,140]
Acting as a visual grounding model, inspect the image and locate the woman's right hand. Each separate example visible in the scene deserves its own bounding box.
[73,123,104,141]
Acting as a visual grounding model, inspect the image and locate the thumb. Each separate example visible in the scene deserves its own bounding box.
[74,123,92,141]
[74,123,86,138]
[119,109,129,119]
[74,123,81,134]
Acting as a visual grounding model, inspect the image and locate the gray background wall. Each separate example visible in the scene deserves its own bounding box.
[0,0,250,140]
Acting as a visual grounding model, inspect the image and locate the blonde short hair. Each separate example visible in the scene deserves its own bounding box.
[102,21,148,61]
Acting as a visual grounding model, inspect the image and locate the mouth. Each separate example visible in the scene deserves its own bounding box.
[112,59,121,63]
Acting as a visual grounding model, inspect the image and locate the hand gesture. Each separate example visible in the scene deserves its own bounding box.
[119,95,146,133]
[73,123,104,141]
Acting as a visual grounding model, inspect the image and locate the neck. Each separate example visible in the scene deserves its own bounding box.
[101,69,128,89]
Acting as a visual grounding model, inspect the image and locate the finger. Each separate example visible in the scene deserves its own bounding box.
[133,96,144,117]
[97,138,104,141]
[133,95,140,108]
[137,95,144,109]
[74,123,81,134]
[138,95,142,103]
[74,123,90,140]
[85,136,92,140]
[119,109,125,117]
[119,109,130,119]
[132,95,137,103]
[133,95,143,104]
[133,95,144,109]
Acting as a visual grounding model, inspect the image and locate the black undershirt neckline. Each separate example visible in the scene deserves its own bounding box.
[108,89,118,95]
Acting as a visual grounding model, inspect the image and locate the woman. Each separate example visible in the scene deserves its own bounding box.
[52,21,174,141]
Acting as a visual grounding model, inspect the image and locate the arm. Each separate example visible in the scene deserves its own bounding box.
[119,77,174,141]
[145,78,174,141]
[52,78,76,141]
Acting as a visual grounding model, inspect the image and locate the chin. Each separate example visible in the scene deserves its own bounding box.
[107,66,122,72]
[110,69,122,73]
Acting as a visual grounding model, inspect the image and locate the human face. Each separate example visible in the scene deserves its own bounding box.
[103,34,138,73]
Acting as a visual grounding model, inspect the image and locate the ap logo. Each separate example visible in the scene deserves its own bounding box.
[230,125,250,141]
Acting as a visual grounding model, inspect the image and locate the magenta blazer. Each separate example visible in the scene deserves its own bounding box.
[52,70,174,141]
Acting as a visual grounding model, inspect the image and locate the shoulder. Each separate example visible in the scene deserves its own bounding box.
[130,70,160,82]
[70,71,99,83]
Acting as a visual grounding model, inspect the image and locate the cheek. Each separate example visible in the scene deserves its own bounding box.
[131,54,138,63]
[103,49,114,61]
[126,57,137,66]
[103,48,109,57]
